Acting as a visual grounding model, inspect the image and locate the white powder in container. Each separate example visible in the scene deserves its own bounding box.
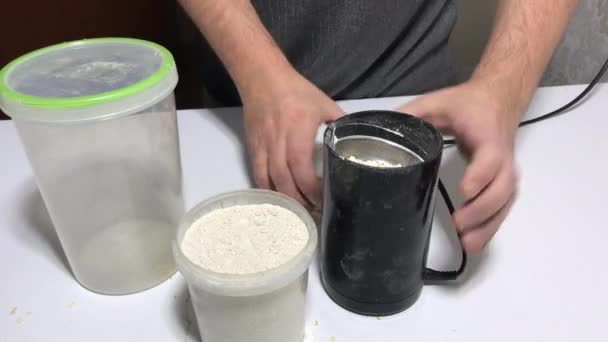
[180,203,311,342]
[347,155,403,168]
[181,204,309,274]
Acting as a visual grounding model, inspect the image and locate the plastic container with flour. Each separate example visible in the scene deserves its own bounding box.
[0,38,184,294]
[174,190,318,342]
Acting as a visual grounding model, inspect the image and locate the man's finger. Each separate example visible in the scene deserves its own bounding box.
[454,161,516,231]
[247,135,271,189]
[288,134,321,207]
[269,134,307,205]
[460,195,515,255]
[252,151,271,190]
[323,103,345,123]
[398,92,452,131]
[459,146,502,202]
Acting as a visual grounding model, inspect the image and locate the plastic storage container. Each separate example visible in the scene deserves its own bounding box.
[0,38,184,295]
[174,189,317,342]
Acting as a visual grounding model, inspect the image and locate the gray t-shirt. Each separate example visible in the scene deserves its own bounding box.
[202,0,458,105]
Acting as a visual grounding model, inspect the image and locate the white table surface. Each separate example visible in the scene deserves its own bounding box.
[1,84,607,342]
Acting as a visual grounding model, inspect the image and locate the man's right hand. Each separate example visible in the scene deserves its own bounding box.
[241,72,343,208]
[176,0,343,206]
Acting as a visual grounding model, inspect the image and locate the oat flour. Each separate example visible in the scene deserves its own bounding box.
[181,204,309,274]
[347,155,403,168]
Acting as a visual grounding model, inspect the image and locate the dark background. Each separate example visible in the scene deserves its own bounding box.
[0,0,208,120]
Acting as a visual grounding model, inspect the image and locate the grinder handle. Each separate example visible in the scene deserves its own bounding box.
[423,179,467,282]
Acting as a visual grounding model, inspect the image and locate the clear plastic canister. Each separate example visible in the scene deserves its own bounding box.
[0,38,185,295]
[174,190,318,342]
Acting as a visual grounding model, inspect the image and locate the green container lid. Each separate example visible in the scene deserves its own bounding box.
[0,37,178,123]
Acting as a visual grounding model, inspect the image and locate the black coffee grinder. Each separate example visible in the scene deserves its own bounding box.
[320,110,466,316]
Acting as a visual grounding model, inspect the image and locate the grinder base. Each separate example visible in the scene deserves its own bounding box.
[321,275,422,316]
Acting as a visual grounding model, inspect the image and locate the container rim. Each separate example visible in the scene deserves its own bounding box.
[324,110,444,171]
[0,37,175,109]
[173,189,318,297]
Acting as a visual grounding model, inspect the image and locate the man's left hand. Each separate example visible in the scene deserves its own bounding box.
[399,80,522,255]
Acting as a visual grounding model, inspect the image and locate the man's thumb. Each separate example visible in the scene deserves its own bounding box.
[324,104,345,123]
[398,93,449,130]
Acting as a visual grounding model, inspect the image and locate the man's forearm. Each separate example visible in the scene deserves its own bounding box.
[472,0,578,115]
[178,0,294,97]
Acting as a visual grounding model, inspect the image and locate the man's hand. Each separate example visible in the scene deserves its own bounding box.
[176,0,343,207]
[398,0,576,255]
[399,80,520,255]
[242,72,343,207]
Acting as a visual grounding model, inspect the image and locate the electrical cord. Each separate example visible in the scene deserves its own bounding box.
[437,55,608,276]
[423,178,467,281]
[442,55,608,146]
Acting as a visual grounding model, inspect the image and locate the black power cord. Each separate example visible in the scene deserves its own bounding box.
[424,178,467,281]
[443,55,608,146]
[437,56,608,275]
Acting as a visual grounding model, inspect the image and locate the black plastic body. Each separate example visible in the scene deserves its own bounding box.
[320,110,464,316]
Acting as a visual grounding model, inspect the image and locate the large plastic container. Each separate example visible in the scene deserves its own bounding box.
[0,38,185,295]
[174,189,318,342]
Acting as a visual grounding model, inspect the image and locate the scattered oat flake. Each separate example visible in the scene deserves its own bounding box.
[26,311,32,317]
[331,337,336,342]
[16,317,23,325]
[314,320,319,326]
[9,307,17,315]
[68,302,76,309]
